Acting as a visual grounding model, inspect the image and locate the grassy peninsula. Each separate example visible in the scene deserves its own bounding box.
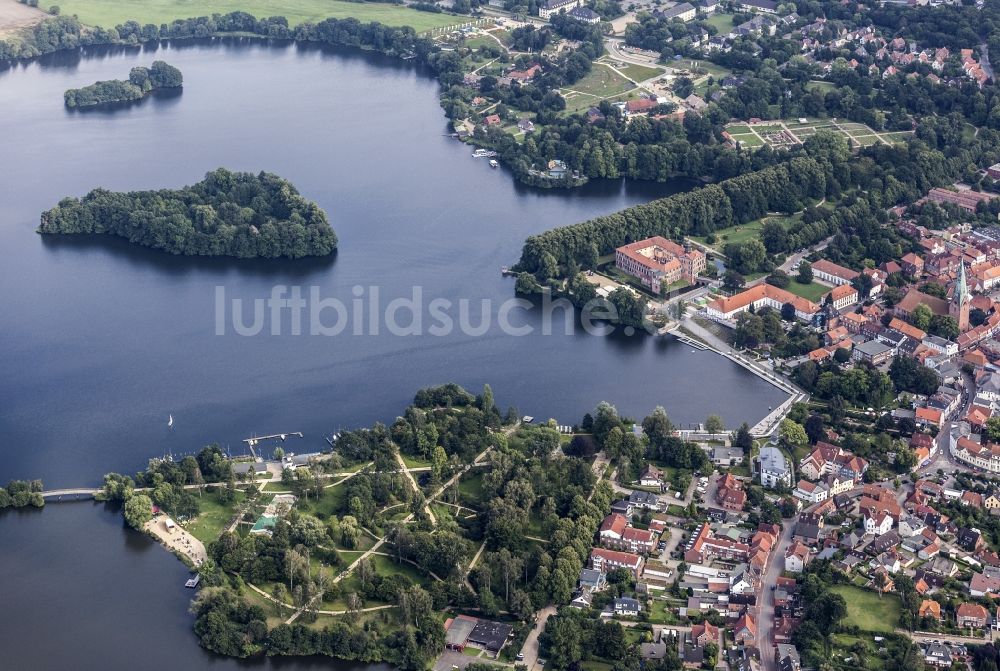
[64,60,182,108]
[38,168,337,259]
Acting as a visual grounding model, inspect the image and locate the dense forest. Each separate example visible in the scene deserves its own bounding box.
[64,60,182,108]
[38,168,337,259]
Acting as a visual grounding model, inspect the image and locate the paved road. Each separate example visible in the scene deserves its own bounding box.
[520,605,557,671]
[757,520,795,671]
[908,630,994,644]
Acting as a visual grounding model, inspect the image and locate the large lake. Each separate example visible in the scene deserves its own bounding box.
[0,39,784,667]
[0,38,784,487]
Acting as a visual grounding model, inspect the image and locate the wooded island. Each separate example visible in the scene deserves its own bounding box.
[38,168,338,259]
[64,60,183,108]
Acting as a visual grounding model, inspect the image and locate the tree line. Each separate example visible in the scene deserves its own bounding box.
[516,154,827,276]
[65,60,182,108]
[0,13,440,63]
[0,480,45,508]
[38,168,337,259]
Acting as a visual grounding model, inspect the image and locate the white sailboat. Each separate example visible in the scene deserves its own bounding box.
[168,414,174,428]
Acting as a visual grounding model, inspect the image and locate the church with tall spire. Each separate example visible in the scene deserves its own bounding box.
[950,260,970,332]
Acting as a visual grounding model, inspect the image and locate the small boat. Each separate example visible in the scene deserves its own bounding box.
[522,415,534,424]
[168,414,173,428]
[489,159,498,168]
[472,148,497,158]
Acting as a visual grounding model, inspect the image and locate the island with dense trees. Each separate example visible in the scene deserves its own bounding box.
[38,168,337,259]
[64,60,183,108]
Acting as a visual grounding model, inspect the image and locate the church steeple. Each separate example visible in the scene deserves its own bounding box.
[951,260,970,332]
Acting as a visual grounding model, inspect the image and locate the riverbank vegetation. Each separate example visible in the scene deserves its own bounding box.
[38,168,337,258]
[0,480,45,509]
[64,60,182,107]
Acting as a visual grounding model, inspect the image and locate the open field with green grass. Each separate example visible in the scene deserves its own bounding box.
[828,585,901,632]
[568,64,634,98]
[617,62,664,82]
[55,0,464,31]
[703,12,737,33]
[296,482,347,519]
[680,59,731,78]
[185,489,244,543]
[806,80,836,92]
[784,279,831,302]
[692,219,765,249]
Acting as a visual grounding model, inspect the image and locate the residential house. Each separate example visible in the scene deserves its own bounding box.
[590,548,644,579]
[919,599,943,621]
[759,446,792,488]
[957,602,989,629]
[785,541,811,573]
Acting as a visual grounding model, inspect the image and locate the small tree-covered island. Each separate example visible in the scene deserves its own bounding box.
[64,60,182,108]
[37,168,338,259]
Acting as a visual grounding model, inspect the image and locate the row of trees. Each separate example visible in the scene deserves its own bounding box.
[518,154,828,276]
[39,168,337,259]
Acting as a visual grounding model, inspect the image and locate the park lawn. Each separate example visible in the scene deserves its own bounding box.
[703,12,736,33]
[694,219,765,248]
[186,489,244,544]
[457,469,487,507]
[618,62,664,82]
[784,279,831,303]
[296,482,347,520]
[806,80,836,92]
[570,64,633,98]
[883,131,913,144]
[401,454,432,470]
[55,0,464,31]
[732,134,764,148]
[371,554,433,585]
[243,582,295,627]
[828,585,901,633]
[684,59,731,78]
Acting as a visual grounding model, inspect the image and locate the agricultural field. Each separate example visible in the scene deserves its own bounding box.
[725,118,912,151]
[54,0,465,32]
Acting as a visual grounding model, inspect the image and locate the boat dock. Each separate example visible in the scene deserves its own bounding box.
[185,574,201,588]
[672,332,709,351]
[242,432,304,446]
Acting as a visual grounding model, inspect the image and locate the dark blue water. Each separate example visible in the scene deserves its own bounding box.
[0,38,783,490]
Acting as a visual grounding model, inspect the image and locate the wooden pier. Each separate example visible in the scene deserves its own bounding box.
[242,432,304,446]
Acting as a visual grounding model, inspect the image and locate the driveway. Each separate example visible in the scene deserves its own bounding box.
[520,605,556,671]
